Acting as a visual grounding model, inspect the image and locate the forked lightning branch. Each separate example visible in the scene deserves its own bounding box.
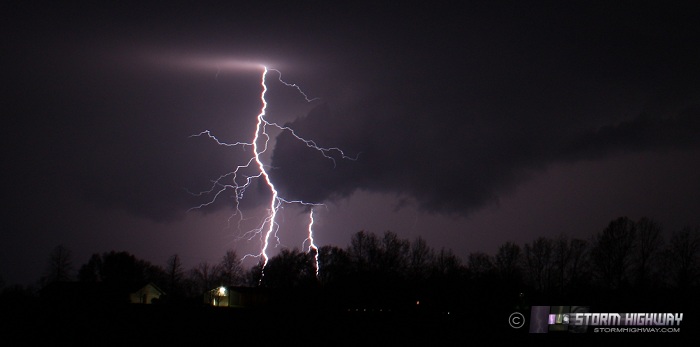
[189,65,355,280]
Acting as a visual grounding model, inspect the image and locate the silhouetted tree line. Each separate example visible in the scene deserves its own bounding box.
[2,216,699,312]
[245,217,700,313]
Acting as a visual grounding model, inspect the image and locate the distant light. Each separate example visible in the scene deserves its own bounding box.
[218,286,226,295]
[416,300,420,305]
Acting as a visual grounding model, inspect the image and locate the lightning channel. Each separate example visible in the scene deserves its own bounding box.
[303,208,320,277]
[189,65,353,283]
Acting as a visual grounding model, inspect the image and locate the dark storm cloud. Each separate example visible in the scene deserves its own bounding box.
[565,108,700,161]
[269,2,700,215]
[271,104,700,215]
[5,1,700,223]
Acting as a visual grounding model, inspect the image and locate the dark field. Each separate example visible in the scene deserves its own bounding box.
[1,302,530,345]
[3,302,695,345]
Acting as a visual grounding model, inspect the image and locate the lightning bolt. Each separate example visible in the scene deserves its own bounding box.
[303,208,320,277]
[189,65,354,283]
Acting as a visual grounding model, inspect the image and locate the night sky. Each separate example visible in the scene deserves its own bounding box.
[3,1,700,287]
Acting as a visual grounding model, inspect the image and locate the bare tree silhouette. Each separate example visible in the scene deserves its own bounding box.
[42,245,74,285]
[523,237,554,294]
[590,217,636,290]
[665,226,700,291]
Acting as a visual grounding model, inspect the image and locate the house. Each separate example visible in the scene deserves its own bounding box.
[204,286,270,308]
[129,282,166,304]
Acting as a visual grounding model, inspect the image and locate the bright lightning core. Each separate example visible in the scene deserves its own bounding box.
[190,65,354,282]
